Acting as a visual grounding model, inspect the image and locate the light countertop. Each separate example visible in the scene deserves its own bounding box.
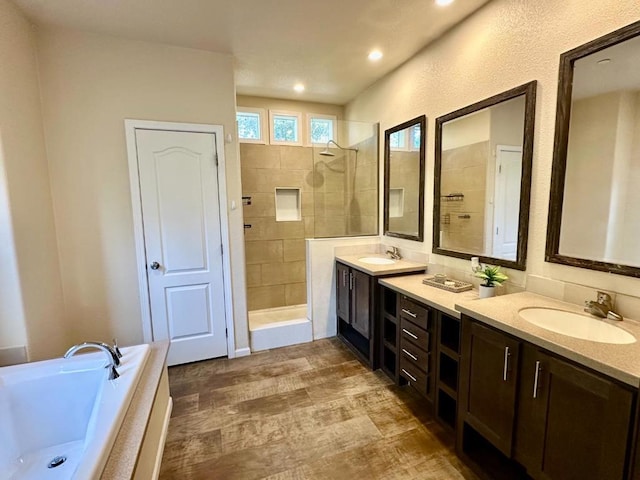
[335,254,427,277]
[455,292,640,388]
[379,274,478,319]
[101,340,170,479]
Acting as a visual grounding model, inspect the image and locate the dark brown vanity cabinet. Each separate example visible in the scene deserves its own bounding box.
[398,296,434,400]
[514,344,634,480]
[336,262,375,366]
[459,315,636,480]
[379,288,435,401]
[458,318,520,457]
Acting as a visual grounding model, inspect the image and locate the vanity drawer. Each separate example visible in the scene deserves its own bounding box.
[400,317,430,352]
[399,296,430,330]
[400,357,428,394]
[400,338,429,373]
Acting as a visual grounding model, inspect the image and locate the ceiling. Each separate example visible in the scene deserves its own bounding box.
[12,0,491,105]
[573,34,640,100]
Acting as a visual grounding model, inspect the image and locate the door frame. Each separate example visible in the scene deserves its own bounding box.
[490,144,523,258]
[124,119,237,358]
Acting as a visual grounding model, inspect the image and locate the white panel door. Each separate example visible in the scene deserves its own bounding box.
[135,129,227,365]
[493,146,522,260]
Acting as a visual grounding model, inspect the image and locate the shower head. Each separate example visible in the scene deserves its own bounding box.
[318,140,358,157]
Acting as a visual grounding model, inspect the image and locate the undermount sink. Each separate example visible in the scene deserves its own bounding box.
[519,307,635,344]
[358,257,396,265]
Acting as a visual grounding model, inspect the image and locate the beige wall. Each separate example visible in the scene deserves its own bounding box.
[0,0,65,360]
[36,27,249,352]
[346,0,640,297]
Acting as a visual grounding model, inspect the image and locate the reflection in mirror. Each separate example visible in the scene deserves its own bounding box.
[547,21,640,277]
[384,115,426,241]
[434,82,537,270]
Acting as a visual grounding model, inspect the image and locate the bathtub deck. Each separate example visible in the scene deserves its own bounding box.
[159,338,479,480]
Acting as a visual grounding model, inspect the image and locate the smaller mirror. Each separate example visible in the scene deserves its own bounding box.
[433,82,537,270]
[384,115,426,242]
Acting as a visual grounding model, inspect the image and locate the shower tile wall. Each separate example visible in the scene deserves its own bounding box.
[241,144,313,311]
[440,141,488,253]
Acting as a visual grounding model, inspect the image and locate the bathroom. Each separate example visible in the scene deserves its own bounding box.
[1,0,640,478]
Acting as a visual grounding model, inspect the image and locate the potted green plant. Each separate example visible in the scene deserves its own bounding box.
[474,264,508,298]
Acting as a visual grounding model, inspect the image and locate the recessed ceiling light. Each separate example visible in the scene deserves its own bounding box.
[294,83,305,92]
[435,0,454,6]
[368,50,383,61]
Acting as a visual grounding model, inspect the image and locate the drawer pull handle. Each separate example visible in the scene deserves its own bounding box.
[342,270,347,287]
[401,308,417,318]
[349,273,353,290]
[402,349,418,361]
[533,361,542,398]
[401,369,417,382]
[402,328,418,340]
[503,346,511,381]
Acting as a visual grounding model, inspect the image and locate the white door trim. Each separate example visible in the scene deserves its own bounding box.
[124,119,237,358]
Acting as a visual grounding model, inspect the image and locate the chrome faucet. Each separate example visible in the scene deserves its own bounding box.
[386,246,402,260]
[584,291,623,321]
[64,342,121,380]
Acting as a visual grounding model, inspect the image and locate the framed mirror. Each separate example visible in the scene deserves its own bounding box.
[384,115,426,241]
[546,21,640,278]
[433,81,537,270]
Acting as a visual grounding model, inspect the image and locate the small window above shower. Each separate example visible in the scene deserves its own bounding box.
[307,113,337,145]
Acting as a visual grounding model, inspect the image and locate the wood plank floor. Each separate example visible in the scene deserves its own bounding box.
[159,338,479,480]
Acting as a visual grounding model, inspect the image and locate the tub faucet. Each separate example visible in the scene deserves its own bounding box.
[386,246,402,260]
[64,342,120,380]
[584,291,623,321]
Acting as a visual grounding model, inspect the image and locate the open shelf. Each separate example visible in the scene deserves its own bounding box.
[437,389,457,429]
[338,318,370,364]
[383,317,397,346]
[439,351,459,393]
[382,348,397,376]
[383,287,397,317]
[440,314,461,354]
[461,423,531,480]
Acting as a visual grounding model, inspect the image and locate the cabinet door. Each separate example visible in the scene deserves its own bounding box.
[459,319,520,456]
[515,347,633,480]
[336,263,350,322]
[351,269,371,339]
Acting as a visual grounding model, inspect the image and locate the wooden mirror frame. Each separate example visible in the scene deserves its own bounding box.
[545,21,640,278]
[433,81,537,270]
[383,115,426,242]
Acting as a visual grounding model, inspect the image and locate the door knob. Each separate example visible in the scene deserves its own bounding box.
[149,261,161,270]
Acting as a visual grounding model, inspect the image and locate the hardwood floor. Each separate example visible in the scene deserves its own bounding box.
[159,338,479,480]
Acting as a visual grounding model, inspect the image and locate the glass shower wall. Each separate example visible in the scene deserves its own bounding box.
[312,120,379,238]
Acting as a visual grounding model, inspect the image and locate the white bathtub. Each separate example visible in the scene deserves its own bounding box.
[0,344,150,480]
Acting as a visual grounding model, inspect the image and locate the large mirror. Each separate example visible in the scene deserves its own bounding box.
[384,115,426,241]
[433,82,537,270]
[547,21,640,278]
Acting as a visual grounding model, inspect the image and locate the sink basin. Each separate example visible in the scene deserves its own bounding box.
[358,257,396,265]
[519,308,635,344]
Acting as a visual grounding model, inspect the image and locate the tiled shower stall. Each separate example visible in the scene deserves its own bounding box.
[240,120,378,350]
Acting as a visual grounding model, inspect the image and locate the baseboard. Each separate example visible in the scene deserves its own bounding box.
[151,396,173,480]
[234,347,251,358]
[0,345,28,366]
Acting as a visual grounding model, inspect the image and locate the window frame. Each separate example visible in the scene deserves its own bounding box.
[306,113,338,146]
[269,109,303,146]
[236,107,267,144]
